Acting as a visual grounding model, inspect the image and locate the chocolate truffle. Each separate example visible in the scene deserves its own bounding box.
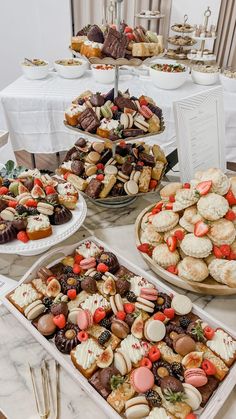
[37,313,56,336]
[173,334,196,356]
[115,278,130,297]
[81,276,97,294]
[111,319,129,339]
[160,376,184,394]
[51,301,68,317]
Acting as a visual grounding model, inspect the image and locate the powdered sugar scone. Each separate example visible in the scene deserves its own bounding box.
[194,168,230,195]
[152,210,179,232]
[178,257,209,282]
[197,193,229,221]
[141,212,154,231]
[207,219,236,246]
[152,244,180,268]
[204,254,216,266]
[180,233,212,258]
[209,259,236,287]
[179,216,194,233]
[160,182,182,202]
[232,206,236,226]
[208,259,228,283]
[183,206,203,224]
[230,176,236,196]
[140,224,163,246]
[173,189,199,211]
[163,225,185,242]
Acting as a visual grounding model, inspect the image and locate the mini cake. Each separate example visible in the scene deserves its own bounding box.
[55,323,80,354]
[26,214,52,240]
[49,205,72,225]
[65,104,86,126]
[0,221,17,244]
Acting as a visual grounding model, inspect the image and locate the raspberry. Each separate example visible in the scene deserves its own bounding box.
[96,174,104,181]
[8,200,17,208]
[73,264,81,274]
[116,311,126,321]
[17,231,29,243]
[153,312,166,322]
[77,331,88,342]
[67,289,77,299]
[94,307,106,323]
[45,186,56,195]
[97,263,109,273]
[96,163,104,170]
[25,199,37,207]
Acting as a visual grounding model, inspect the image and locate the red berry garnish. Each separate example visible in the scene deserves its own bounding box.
[97,263,109,273]
[119,140,126,148]
[166,236,177,252]
[213,245,223,259]
[124,26,133,34]
[196,180,212,196]
[153,312,166,322]
[111,105,118,112]
[74,254,84,264]
[225,209,236,221]
[169,195,175,203]
[96,163,104,170]
[45,186,56,195]
[17,231,29,243]
[53,314,66,329]
[7,200,17,208]
[25,199,37,207]
[165,202,173,210]
[154,201,163,211]
[46,276,56,284]
[148,346,161,362]
[116,311,126,321]
[194,221,209,237]
[0,186,9,195]
[96,174,104,181]
[186,414,197,419]
[152,207,160,215]
[137,243,154,257]
[67,289,77,300]
[163,308,175,319]
[94,307,106,323]
[124,303,135,314]
[225,189,236,206]
[137,161,144,166]
[139,98,148,107]
[183,183,191,189]
[174,230,185,241]
[73,263,81,274]
[201,359,216,375]
[220,244,231,258]
[166,265,178,275]
[149,179,158,190]
[34,178,43,188]
[140,357,152,369]
[64,172,70,180]
[77,331,88,342]
[228,251,236,260]
[204,326,215,340]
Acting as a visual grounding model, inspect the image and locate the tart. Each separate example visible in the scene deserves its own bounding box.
[26,214,52,240]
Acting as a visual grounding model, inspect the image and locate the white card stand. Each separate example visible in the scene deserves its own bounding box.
[173,86,226,182]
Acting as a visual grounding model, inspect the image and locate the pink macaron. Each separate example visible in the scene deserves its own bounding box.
[77,308,93,330]
[80,257,96,270]
[140,105,153,119]
[184,368,208,387]
[140,287,158,301]
[131,366,154,393]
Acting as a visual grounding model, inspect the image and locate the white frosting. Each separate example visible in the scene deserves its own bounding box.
[27,214,50,232]
[12,284,38,308]
[81,293,110,315]
[61,161,72,170]
[130,276,154,296]
[19,168,41,178]
[66,105,85,116]
[207,329,236,361]
[100,118,119,131]
[83,40,103,49]
[76,241,102,258]
[74,339,103,369]
[120,334,149,363]
[148,408,171,419]
[57,182,76,195]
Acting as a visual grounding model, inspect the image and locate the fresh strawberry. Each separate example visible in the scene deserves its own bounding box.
[166,265,178,275]
[96,163,104,170]
[228,251,236,260]
[194,221,209,237]
[77,331,88,342]
[0,186,9,195]
[45,186,56,195]
[148,346,161,362]
[64,172,70,180]
[53,314,66,329]
[153,312,166,322]
[167,236,177,252]
[165,202,173,210]
[74,254,84,264]
[151,207,160,215]
[139,98,148,107]
[186,414,197,419]
[126,32,135,41]
[137,243,153,257]
[97,263,109,273]
[96,174,104,181]
[225,209,236,221]
[140,357,152,369]
[169,195,175,203]
[225,189,236,206]
[17,231,29,243]
[154,201,163,211]
[183,183,190,189]
[137,161,144,166]
[67,289,77,300]
[213,245,223,259]
[73,263,81,274]
[119,140,126,148]
[7,200,17,208]
[220,244,231,258]
[163,308,175,319]
[149,179,158,190]
[46,276,56,284]
[124,26,133,34]
[116,311,126,321]
[111,105,118,112]
[174,230,185,241]
[201,359,216,376]
[204,326,215,340]
[34,178,43,188]
[196,180,212,196]
[25,199,37,207]
[124,303,135,314]
[93,307,106,323]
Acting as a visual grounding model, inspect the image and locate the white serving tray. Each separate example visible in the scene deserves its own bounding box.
[2,237,236,419]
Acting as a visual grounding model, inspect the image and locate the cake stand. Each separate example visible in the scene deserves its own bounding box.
[167,14,196,60]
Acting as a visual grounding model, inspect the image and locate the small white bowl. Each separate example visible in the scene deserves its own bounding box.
[91,64,115,84]
[191,69,219,85]
[21,61,49,80]
[149,63,187,90]
[220,73,236,93]
[54,58,88,79]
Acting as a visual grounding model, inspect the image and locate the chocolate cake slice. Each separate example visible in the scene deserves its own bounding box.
[87,25,104,44]
[78,108,100,133]
[102,28,129,59]
[114,96,137,111]
[85,179,102,199]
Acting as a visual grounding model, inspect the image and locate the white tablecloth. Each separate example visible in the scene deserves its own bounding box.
[0,71,236,161]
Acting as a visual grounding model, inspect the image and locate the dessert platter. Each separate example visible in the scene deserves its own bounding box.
[135,168,236,295]
[135,10,165,20]
[56,137,167,207]
[0,164,87,255]
[3,238,236,419]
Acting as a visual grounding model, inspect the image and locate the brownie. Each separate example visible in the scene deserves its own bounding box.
[71,160,84,176]
[78,108,100,133]
[89,371,111,399]
[87,25,104,43]
[148,103,163,119]
[115,265,134,280]
[100,149,113,165]
[139,152,155,167]
[123,128,144,138]
[102,28,129,59]
[85,179,102,199]
[90,93,105,107]
[114,97,137,111]
[198,376,220,406]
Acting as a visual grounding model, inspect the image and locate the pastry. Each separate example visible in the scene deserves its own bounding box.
[26,214,52,240]
[138,167,152,193]
[179,216,194,233]
[102,28,128,59]
[97,252,119,273]
[152,244,180,268]
[195,342,229,381]
[71,338,103,378]
[55,323,79,354]
[206,329,236,366]
[207,219,235,245]
[184,368,208,387]
[8,283,42,313]
[99,175,117,198]
[153,386,191,419]
[183,206,202,224]
[140,224,163,246]
[71,35,87,52]
[197,193,229,221]
[180,234,212,258]
[24,300,46,320]
[80,40,102,58]
[152,211,179,233]
[197,376,219,407]
[0,221,17,244]
[85,179,103,199]
[78,108,100,133]
[194,168,230,196]
[65,105,85,126]
[107,378,135,413]
[178,257,209,282]
[32,278,48,296]
[173,189,199,211]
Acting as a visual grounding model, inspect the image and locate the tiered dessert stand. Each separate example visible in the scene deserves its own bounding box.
[167,14,196,60]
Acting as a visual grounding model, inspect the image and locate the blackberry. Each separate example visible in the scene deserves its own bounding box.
[126,291,136,302]
[171,362,184,380]
[179,316,191,329]
[16,204,27,215]
[63,266,73,275]
[145,390,162,407]
[113,110,122,121]
[99,317,111,330]
[27,207,39,215]
[98,330,111,345]
[43,296,53,309]
[93,272,103,281]
[2,179,10,188]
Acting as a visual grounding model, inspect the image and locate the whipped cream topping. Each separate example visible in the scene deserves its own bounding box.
[83,40,103,49]
[66,105,86,116]
[27,214,50,232]
[100,118,119,131]
[76,241,102,258]
[207,329,236,361]
[74,339,103,370]
[120,334,149,363]
[61,161,72,170]
[81,293,110,315]
[130,276,154,296]
[32,278,47,294]
[57,182,76,196]
[148,408,171,419]
[12,284,38,308]
[19,168,41,178]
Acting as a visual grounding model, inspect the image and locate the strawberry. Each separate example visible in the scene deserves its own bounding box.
[140,357,152,369]
[196,180,212,196]
[67,289,77,300]
[116,311,126,321]
[124,26,133,34]
[97,263,109,273]
[64,172,70,180]
[194,221,209,237]
[34,178,43,188]
[149,179,158,190]
[0,186,9,195]
[74,254,84,264]
[96,163,104,170]
[25,199,37,207]
[137,243,153,257]
[163,308,175,319]
[213,245,223,259]
[166,236,177,252]
[220,244,231,258]
[165,202,173,210]
[148,346,161,362]
[169,195,175,203]
[126,32,135,41]
[225,189,236,206]
[119,140,126,148]
[137,161,144,166]
[46,276,56,284]
[124,303,135,313]
[201,359,216,376]
[111,105,118,112]
[153,312,166,322]
[228,251,236,260]
[154,201,163,211]
[166,265,178,275]
[186,414,197,419]
[73,263,81,274]
[151,207,160,215]
[204,326,215,340]
[93,307,106,323]
[174,230,185,241]
[96,174,104,181]
[183,183,190,189]
[7,200,17,208]
[139,98,148,107]
[225,209,236,221]
[45,186,56,195]
[77,331,88,342]
[53,314,66,329]
[17,231,29,243]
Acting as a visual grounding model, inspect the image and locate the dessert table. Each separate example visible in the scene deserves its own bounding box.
[0,71,236,162]
[0,194,236,419]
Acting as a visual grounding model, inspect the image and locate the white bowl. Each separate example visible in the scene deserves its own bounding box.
[220,73,236,93]
[191,69,219,85]
[149,63,187,90]
[54,58,88,79]
[91,64,115,84]
[21,61,49,80]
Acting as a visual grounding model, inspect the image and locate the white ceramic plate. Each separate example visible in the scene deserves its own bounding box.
[0,195,87,256]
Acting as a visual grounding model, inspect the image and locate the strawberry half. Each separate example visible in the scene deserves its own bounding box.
[220,244,231,258]
[213,245,223,259]
[196,180,212,196]
[194,220,209,237]
[165,202,173,210]
[228,251,236,260]
[174,229,185,241]
[225,209,236,221]
[225,189,236,206]
[183,183,190,189]
[166,236,177,252]
[137,243,154,257]
[166,265,178,275]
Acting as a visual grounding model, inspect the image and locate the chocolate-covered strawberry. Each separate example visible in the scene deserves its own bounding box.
[51,301,68,317]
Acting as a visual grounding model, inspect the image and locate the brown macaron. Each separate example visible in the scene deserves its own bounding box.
[111,319,129,339]
[173,334,196,356]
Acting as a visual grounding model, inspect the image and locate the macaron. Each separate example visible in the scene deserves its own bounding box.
[183,383,202,410]
[184,368,208,387]
[171,294,193,315]
[86,151,101,165]
[130,170,141,183]
[104,165,118,176]
[140,287,158,301]
[135,297,155,313]
[68,307,80,324]
[85,164,97,177]
[131,366,155,393]
[117,171,130,183]
[114,349,132,375]
[124,180,139,196]
[37,202,54,216]
[144,319,166,342]
[110,294,124,314]
[125,396,150,419]
[24,300,46,320]
[80,257,97,270]
[77,308,93,330]
[93,142,105,154]
[111,319,129,339]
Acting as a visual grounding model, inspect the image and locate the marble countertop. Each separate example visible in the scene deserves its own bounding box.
[0,194,236,419]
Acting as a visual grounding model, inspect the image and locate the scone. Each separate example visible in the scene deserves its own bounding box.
[183,205,203,224]
[197,193,229,221]
[208,259,236,287]
[179,216,194,233]
[152,210,179,232]
[178,257,209,282]
[173,188,199,211]
[140,224,163,246]
[208,259,228,283]
[180,234,212,258]
[141,212,154,231]
[160,182,182,202]
[152,244,180,268]
[207,219,236,245]
[163,225,185,243]
[194,168,230,196]
[71,338,103,378]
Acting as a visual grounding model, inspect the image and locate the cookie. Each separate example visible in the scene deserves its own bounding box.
[124,180,139,196]
[180,234,213,258]
[140,224,163,246]
[207,219,236,245]
[138,166,152,193]
[197,193,229,221]
[178,257,209,282]
[99,175,117,198]
[152,244,180,268]
[152,210,179,232]
[173,189,199,211]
